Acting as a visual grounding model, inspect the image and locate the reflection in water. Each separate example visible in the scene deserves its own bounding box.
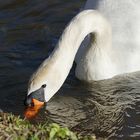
[0,0,140,139]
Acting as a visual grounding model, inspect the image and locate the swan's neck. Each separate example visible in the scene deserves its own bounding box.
[37,10,112,101]
[50,10,112,81]
[57,10,111,57]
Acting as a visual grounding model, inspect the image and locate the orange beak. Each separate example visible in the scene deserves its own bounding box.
[24,98,44,119]
[32,98,45,106]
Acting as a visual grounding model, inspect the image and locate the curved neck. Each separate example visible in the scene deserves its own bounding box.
[52,10,111,69]
[41,10,112,101]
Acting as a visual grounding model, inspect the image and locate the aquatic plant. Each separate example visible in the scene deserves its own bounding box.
[0,113,96,140]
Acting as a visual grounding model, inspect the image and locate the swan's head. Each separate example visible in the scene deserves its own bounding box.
[24,61,61,106]
[24,82,47,107]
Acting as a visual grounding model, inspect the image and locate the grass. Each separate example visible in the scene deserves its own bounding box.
[0,113,96,140]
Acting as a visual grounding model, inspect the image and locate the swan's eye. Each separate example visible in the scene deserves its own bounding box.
[42,84,46,88]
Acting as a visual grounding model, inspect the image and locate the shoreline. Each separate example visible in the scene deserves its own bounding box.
[0,112,96,140]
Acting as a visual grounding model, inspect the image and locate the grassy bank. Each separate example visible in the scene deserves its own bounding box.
[0,113,96,140]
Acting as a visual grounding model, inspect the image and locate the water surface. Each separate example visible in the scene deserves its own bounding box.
[0,1,140,139]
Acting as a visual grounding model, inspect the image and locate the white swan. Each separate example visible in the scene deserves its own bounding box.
[25,0,140,105]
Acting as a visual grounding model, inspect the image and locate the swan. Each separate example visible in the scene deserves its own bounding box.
[24,0,140,106]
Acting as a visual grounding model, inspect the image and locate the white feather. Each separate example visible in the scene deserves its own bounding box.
[28,1,140,102]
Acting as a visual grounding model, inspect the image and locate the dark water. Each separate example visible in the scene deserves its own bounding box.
[0,1,140,139]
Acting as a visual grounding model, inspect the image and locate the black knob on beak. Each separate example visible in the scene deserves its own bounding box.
[24,96,33,106]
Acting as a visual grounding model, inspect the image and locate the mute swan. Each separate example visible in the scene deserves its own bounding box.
[24,0,140,106]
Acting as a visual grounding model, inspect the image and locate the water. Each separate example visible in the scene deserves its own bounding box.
[0,0,140,139]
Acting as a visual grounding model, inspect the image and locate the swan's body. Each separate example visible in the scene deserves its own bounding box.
[76,0,140,76]
[25,0,140,104]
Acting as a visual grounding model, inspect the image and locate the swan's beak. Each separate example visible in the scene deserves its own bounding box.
[24,100,44,119]
[24,87,45,106]
[24,87,45,119]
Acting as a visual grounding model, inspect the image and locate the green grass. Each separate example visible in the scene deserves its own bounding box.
[0,113,96,140]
